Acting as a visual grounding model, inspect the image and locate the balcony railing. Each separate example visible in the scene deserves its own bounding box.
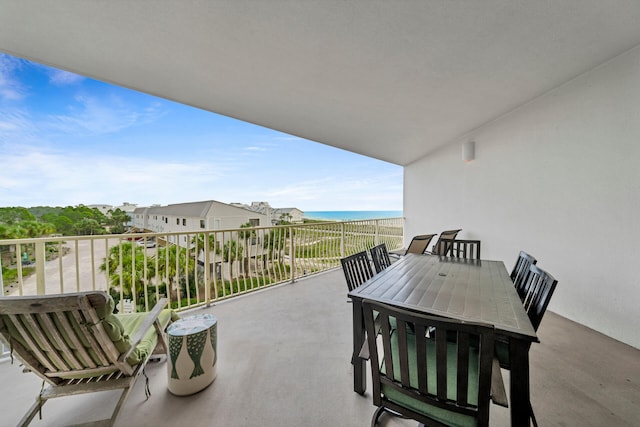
[0,218,404,316]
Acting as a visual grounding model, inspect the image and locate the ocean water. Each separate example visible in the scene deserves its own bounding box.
[304,210,403,221]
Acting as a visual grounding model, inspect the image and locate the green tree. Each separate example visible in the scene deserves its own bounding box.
[106,208,130,234]
[0,224,16,239]
[263,227,288,261]
[0,207,35,224]
[46,215,75,235]
[155,244,196,300]
[279,213,293,224]
[75,218,105,235]
[191,233,217,256]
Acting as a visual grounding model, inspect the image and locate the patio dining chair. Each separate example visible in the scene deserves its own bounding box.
[496,264,558,368]
[340,250,375,292]
[495,264,556,427]
[522,265,559,331]
[369,243,392,273]
[0,291,177,427]
[362,299,506,427]
[510,251,538,301]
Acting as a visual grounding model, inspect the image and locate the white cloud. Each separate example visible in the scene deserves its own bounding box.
[0,54,27,101]
[0,145,232,207]
[0,109,37,142]
[48,69,84,86]
[45,94,166,135]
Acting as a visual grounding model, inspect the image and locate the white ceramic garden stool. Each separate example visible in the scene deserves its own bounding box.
[167,313,217,396]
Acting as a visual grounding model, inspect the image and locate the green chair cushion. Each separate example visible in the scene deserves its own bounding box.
[116,308,174,365]
[381,331,480,427]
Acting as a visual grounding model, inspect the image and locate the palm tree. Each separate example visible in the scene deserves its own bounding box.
[191,233,216,257]
[263,226,290,280]
[155,244,196,301]
[222,239,242,279]
[238,223,255,276]
[100,242,150,298]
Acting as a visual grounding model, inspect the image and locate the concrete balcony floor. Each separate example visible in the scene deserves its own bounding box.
[1,268,639,427]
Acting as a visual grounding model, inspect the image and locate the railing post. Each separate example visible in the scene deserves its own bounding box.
[35,240,46,295]
[75,240,80,292]
[0,253,4,295]
[90,239,96,291]
[341,223,346,258]
[374,220,380,245]
[289,225,295,283]
[204,232,211,305]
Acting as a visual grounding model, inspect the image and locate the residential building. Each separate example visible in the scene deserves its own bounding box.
[132,200,268,247]
[230,201,304,225]
[272,207,303,224]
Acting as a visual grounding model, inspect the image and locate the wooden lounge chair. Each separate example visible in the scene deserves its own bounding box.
[0,291,177,427]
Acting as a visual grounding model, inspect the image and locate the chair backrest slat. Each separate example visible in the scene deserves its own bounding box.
[70,310,114,366]
[457,332,471,406]
[435,329,448,400]
[37,312,84,370]
[53,311,97,368]
[9,313,61,372]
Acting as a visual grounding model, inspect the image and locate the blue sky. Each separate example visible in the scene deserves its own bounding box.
[0,53,402,212]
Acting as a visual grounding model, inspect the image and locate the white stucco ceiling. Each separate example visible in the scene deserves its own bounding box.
[2,1,640,166]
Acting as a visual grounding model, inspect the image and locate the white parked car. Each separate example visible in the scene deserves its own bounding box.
[136,238,156,248]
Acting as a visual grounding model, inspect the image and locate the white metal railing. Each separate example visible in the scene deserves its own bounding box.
[0,218,404,314]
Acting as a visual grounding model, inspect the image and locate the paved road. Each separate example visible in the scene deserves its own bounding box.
[6,238,117,296]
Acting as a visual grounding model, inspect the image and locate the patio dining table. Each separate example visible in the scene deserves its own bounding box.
[348,253,538,426]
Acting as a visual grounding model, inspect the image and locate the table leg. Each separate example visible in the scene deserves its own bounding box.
[509,339,532,426]
[351,298,366,394]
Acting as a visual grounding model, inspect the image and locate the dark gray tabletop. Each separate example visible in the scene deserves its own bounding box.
[348,254,538,341]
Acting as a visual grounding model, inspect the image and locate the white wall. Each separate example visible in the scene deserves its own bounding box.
[405,45,640,349]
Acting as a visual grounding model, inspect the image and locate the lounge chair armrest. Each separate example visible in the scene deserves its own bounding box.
[122,298,168,360]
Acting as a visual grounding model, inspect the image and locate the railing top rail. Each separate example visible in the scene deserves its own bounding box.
[0,216,404,246]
